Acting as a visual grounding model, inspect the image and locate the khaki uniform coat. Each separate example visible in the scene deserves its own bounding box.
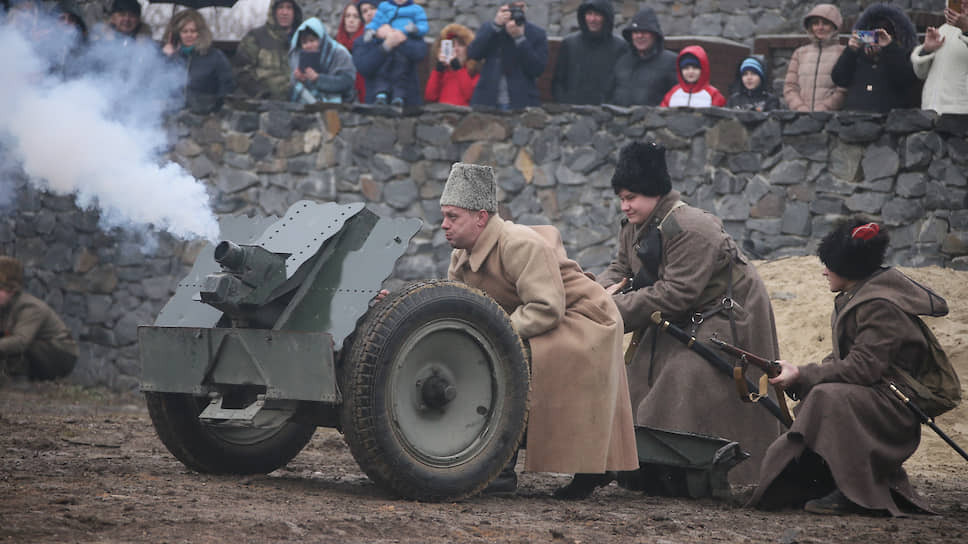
[0,290,78,379]
[599,192,783,484]
[449,216,639,474]
[783,4,846,112]
[750,268,944,516]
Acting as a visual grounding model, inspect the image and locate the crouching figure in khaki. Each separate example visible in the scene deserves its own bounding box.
[598,141,783,486]
[440,163,639,499]
[749,219,957,516]
[0,256,79,383]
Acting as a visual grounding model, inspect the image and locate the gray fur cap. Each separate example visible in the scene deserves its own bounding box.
[439,163,498,212]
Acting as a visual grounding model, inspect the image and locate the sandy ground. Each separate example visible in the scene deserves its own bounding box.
[1,256,967,543]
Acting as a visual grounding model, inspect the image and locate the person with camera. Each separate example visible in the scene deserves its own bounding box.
[910,3,968,114]
[424,23,480,106]
[0,256,78,385]
[830,3,919,113]
[467,2,548,110]
[597,141,783,487]
[604,7,678,107]
[161,9,235,114]
[287,17,356,104]
[552,0,625,105]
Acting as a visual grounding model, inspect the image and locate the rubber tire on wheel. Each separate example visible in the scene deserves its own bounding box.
[145,392,316,474]
[340,280,530,501]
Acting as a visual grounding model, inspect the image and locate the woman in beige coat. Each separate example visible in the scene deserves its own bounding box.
[783,4,846,111]
[441,163,639,499]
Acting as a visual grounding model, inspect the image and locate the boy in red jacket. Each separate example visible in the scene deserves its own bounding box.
[660,45,725,107]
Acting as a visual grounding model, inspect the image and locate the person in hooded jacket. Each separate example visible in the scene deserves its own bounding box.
[605,7,678,106]
[831,3,920,112]
[749,218,950,516]
[288,17,356,104]
[162,9,235,114]
[660,45,726,107]
[336,2,366,102]
[234,0,303,100]
[783,4,846,112]
[424,23,480,106]
[727,56,780,112]
[551,0,625,105]
[910,6,968,114]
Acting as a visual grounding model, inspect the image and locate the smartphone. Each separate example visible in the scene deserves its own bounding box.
[440,39,454,60]
[855,30,877,44]
[949,0,961,11]
[299,51,322,73]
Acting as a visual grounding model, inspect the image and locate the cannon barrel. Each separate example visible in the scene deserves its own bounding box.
[214,240,245,271]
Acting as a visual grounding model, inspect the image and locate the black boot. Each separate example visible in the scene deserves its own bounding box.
[553,472,616,500]
[482,449,518,495]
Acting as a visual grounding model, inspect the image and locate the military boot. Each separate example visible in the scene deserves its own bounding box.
[553,472,617,500]
[482,449,519,495]
[804,489,869,515]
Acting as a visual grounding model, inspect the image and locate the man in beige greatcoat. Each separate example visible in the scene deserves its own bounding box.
[598,141,783,486]
[441,162,639,499]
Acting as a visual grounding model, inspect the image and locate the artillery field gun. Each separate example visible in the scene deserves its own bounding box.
[140,201,530,501]
[141,201,749,501]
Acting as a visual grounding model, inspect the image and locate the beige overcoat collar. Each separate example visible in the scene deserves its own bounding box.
[453,214,505,273]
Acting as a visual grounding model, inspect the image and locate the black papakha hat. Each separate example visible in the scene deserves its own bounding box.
[611,141,672,197]
[817,218,890,280]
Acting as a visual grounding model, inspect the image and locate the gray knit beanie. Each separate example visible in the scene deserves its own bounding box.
[439,163,498,212]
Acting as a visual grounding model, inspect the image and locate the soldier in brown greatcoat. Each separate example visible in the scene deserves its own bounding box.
[598,141,783,486]
[0,256,78,383]
[440,163,639,499]
[750,219,950,516]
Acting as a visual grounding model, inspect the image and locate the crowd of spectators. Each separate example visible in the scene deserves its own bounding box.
[2,0,965,115]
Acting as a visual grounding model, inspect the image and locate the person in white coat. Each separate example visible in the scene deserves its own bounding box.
[910,6,968,114]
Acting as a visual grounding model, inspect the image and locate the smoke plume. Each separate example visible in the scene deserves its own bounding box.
[0,12,219,242]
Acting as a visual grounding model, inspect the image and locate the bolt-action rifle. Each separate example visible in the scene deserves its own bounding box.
[708,336,782,378]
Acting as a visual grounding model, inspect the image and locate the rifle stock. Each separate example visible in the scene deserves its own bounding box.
[708,336,781,378]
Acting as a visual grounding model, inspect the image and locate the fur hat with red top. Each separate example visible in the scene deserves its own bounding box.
[818,217,890,280]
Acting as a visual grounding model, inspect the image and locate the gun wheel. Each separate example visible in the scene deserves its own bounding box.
[340,280,529,501]
[145,392,315,474]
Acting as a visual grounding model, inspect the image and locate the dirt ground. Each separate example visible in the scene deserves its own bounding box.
[2,256,968,543]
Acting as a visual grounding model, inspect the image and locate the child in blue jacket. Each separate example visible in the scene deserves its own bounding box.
[362,0,428,105]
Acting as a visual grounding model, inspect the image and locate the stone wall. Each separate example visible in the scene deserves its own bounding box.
[3,103,967,391]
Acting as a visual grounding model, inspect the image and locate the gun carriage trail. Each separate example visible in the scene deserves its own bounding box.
[2,256,968,543]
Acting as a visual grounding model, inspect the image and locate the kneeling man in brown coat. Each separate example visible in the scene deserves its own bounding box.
[440,162,639,499]
[749,219,951,516]
[0,256,79,383]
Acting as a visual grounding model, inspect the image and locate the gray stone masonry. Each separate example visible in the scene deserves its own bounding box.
[3,101,966,391]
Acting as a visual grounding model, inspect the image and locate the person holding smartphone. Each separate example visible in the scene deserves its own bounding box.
[910,2,968,114]
[423,23,480,106]
[288,17,356,104]
[161,9,234,114]
[830,3,919,112]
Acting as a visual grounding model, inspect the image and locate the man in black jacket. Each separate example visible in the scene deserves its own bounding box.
[605,7,678,106]
[467,2,548,110]
[552,0,625,105]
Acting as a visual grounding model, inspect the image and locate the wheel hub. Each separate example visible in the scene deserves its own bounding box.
[419,371,457,410]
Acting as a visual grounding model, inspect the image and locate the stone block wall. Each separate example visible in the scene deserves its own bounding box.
[3,103,967,390]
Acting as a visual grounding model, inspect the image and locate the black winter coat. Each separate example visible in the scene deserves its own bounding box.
[468,20,548,109]
[174,47,235,114]
[605,8,678,106]
[552,0,626,105]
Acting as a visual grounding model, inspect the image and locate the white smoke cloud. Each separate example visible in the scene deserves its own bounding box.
[0,14,220,242]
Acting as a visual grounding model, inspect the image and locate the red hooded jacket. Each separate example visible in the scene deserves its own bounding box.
[660,45,726,107]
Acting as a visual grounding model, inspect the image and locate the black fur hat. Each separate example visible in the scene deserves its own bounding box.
[817,217,890,280]
[611,141,671,197]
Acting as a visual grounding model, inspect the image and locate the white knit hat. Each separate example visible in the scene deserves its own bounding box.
[439,163,497,212]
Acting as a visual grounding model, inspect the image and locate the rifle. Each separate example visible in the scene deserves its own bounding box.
[889,382,968,463]
[650,311,793,428]
[708,336,781,378]
[707,335,793,425]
